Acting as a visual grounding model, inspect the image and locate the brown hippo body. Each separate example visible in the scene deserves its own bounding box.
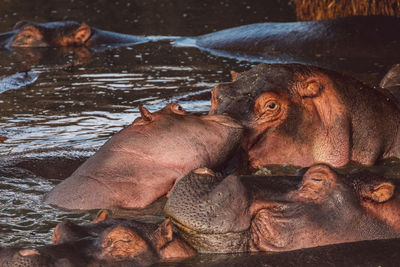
[209,63,400,168]
[0,21,147,48]
[165,165,400,253]
[44,103,243,210]
[0,214,195,267]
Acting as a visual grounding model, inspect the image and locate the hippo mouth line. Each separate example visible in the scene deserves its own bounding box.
[201,115,243,129]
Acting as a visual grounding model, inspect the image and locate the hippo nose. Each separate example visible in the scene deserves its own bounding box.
[165,170,251,234]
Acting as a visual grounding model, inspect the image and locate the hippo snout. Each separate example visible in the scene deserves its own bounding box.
[165,168,251,234]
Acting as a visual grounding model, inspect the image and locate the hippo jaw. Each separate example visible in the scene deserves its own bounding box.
[170,218,252,253]
[165,169,302,253]
[169,202,302,253]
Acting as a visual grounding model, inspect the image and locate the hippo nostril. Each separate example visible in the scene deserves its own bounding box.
[19,249,40,257]
[193,167,214,176]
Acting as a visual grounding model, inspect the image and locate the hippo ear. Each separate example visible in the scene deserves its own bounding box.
[13,20,30,30]
[230,70,241,82]
[296,164,337,202]
[359,181,395,203]
[138,105,153,121]
[150,219,174,251]
[380,64,400,89]
[73,23,91,45]
[92,210,109,223]
[297,79,323,98]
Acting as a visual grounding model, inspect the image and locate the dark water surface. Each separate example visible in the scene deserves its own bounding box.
[0,0,399,265]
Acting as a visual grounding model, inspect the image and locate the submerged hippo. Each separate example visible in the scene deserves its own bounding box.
[44,103,243,210]
[209,63,400,168]
[0,213,195,267]
[165,165,400,253]
[2,16,400,65]
[0,20,147,48]
[188,16,400,62]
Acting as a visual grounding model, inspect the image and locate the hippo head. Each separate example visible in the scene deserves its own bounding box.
[44,103,243,210]
[209,63,400,168]
[10,21,91,47]
[165,165,400,253]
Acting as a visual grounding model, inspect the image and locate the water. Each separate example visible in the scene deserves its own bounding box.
[0,0,399,262]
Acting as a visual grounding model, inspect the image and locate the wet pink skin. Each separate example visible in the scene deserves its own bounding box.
[44,103,243,210]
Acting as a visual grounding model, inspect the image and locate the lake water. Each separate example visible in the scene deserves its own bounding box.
[0,0,399,264]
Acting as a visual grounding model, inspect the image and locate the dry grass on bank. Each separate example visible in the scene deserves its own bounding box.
[292,0,400,20]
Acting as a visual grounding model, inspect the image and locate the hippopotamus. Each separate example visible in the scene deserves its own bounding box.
[209,63,400,169]
[0,212,195,267]
[165,164,400,253]
[0,20,147,48]
[3,215,400,267]
[175,16,400,75]
[44,103,243,210]
[2,16,399,68]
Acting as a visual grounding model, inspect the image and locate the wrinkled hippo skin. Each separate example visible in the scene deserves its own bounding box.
[192,16,400,62]
[0,213,195,267]
[165,165,400,253]
[209,63,400,168]
[0,20,147,48]
[44,103,243,210]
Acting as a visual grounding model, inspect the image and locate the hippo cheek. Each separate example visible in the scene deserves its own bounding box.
[250,204,297,252]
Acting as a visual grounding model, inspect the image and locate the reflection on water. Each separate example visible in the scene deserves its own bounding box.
[0,44,253,158]
[0,168,92,247]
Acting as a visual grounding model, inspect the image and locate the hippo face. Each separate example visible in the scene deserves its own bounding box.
[165,165,400,253]
[44,103,243,210]
[0,213,195,266]
[209,63,400,168]
[10,21,91,47]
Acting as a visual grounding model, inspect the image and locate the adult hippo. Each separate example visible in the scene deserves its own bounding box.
[165,165,400,253]
[176,16,400,75]
[44,103,243,211]
[0,214,195,267]
[3,213,400,266]
[209,63,400,168]
[0,20,147,48]
[2,17,400,65]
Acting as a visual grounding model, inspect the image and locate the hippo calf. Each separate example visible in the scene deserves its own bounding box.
[44,103,243,210]
[165,165,400,253]
[210,63,400,168]
[0,20,147,48]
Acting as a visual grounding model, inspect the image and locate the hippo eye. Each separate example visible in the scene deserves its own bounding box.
[265,101,278,111]
[171,103,186,115]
